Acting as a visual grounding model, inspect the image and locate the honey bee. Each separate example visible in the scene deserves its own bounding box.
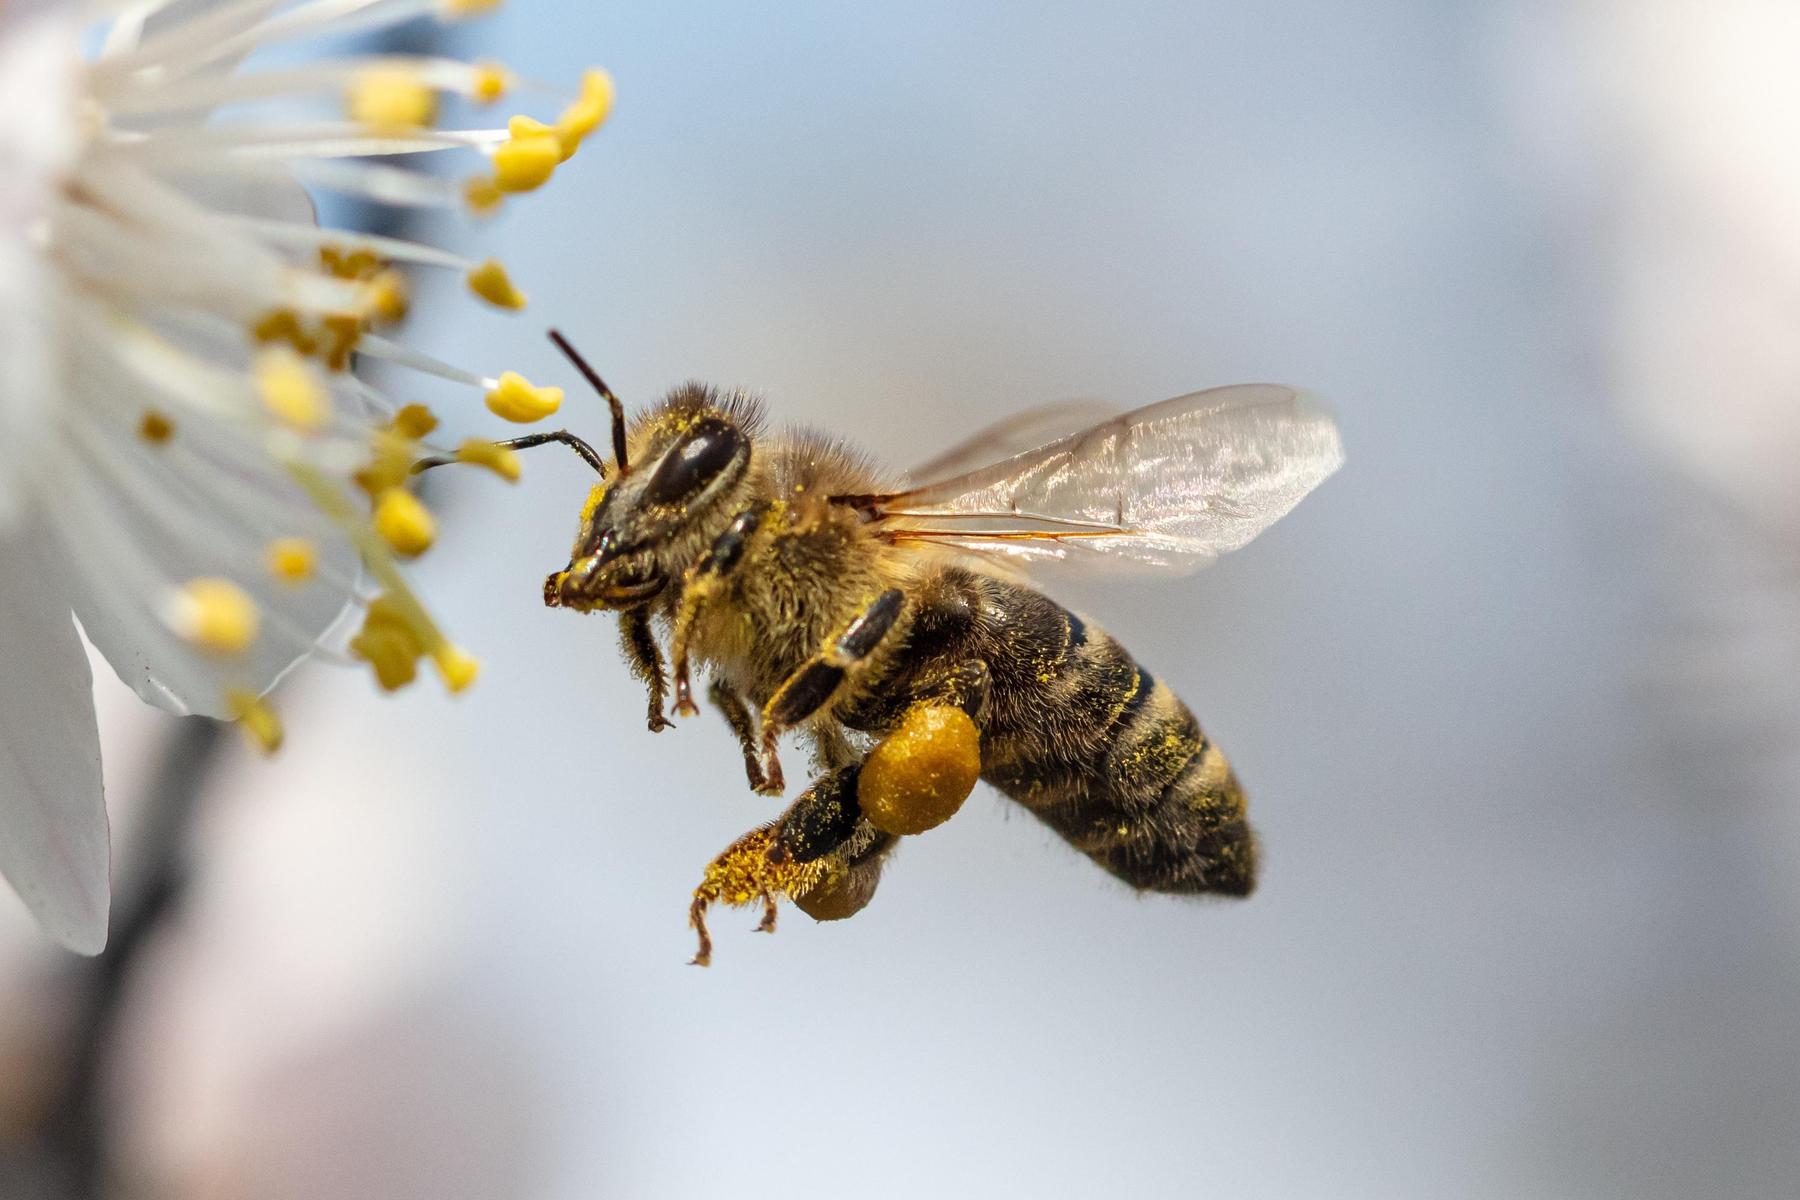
[417,332,1343,964]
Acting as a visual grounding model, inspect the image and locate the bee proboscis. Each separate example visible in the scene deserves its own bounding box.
[417,332,1344,964]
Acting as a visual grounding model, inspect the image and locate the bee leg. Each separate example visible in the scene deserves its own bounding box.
[670,502,771,717]
[687,822,828,966]
[772,764,900,922]
[618,610,672,732]
[756,588,906,795]
[707,678,767,792]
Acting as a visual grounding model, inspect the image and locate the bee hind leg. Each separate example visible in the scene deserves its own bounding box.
[687,823,827,966]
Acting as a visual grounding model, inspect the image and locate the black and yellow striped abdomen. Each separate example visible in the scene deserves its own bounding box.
[848,568,1256,896]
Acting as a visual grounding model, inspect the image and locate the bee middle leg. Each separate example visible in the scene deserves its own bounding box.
[754,588,906,795]
[707,678,767,792]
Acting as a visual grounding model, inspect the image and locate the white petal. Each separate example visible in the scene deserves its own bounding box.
[0,5,79,530]
[0,516,111,955]
[35,343,358,719]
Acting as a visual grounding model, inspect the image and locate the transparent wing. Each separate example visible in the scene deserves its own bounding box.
[903,398,1118,487]
[875,384,1343,576]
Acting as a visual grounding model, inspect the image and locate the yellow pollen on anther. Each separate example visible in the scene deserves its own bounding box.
[431,644,481,692]
[373,488,435,557]
[348,66,437,130]
[492,132,561,192]
[364,269,410,323]
[175,578,260,655]
[252,309,319,356]
[138,410,175,443]
[472,61,511,104]
[354,430,414,499]
[466,258,527,310]
[349,593,428,691]
[455,438,522,481]
[266,537,318,584]
[462,175,504,215]
[255,348,330,430]
[227,689,284,754]
[485,371,563,422]
[391,403,439,440]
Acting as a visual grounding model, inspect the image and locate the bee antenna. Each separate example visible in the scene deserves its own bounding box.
[548,329,630,473]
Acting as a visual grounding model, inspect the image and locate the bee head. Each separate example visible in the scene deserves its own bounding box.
[547,384,762,612]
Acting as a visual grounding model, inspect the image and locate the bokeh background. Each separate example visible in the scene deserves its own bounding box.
[7,1,1800,1197]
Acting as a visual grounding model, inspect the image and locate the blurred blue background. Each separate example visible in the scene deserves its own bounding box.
[8,2,1800,1197]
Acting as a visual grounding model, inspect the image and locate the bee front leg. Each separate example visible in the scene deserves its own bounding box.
[618,610,672,732]
[669,502,770,717]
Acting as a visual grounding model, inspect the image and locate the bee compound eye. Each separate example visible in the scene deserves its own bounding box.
[642,419,743,506]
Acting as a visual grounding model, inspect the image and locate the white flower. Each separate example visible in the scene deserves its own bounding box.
[0,0,613,954]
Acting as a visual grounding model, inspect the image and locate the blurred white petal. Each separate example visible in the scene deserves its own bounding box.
[0,518,110,955]
[0,5,77,530]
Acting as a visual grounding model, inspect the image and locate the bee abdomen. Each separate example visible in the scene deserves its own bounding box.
[982,603,1257,897]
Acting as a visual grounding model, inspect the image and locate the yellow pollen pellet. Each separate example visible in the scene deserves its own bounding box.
[462,175,504,215]
[466,258,527,310]
[227,689,284,754]
[138,410,174,443]
[431,644,481,693]
[391,403,439,440]
[456,438,522,481]
[472,61,510,104]
[255,348,330,430]
[174,578,260,655]
[485,371,562,422]
[491,133,560,192]
[373,488,435,557]
[265,537,317,584]
[348,66,437,130]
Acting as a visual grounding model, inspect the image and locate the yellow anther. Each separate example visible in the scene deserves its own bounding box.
[391,403,439,440]
[462,175,504,215]
[227,688,284,754]
[349,592,428,692]
[347,66,437,130]
[364,269,409,323]
[254,348,330,431]
[431,644,481,693]
[138,410,174,444]
[466,258,527,310]
[485,371,562,423]
[320,313,363,372]
[373,487,435,558]
[507,113,577,163]
[491,132,560,193]
[472,61,510,104]
[265,537,318,584]
[456,438,522,481]
[173,578,260,656]
[251,309,318,356]
[438,0,502,17]
[555,68,614,152]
